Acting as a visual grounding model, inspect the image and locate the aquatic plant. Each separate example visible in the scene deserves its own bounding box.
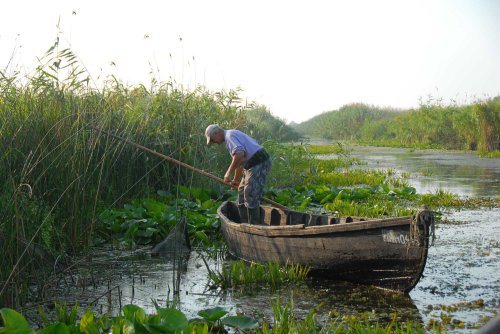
[264,141,318,188]
[1,299,435,334]
[261,297,429,334]
[420,190,500,210]
[306,142,350,155]
[310,169,409,188]
[266,183,418,217]
[96,186,225,248]
[424,299,496,332]
[206,260,310,291]
[0,303,257,333]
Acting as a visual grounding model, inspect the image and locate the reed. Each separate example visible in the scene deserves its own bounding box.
[207,260,310,290]
[310,168,409,187]
[260,297,429,334]
[294,99,500,153]
[0,41,292,305]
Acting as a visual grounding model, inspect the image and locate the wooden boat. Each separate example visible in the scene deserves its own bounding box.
[217,201,434,293]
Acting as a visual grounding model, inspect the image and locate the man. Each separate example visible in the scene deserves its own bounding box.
[205,124,271,224]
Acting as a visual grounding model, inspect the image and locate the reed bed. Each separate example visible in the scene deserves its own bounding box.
[0,44,260,306]
[206,260,310,291]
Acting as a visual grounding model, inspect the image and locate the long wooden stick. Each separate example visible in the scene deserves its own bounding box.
[93,127,289,210]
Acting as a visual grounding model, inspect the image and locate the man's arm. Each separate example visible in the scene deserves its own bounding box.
[224,151,245,184]
[231,165,243,189]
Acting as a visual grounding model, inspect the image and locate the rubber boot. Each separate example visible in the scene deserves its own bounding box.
[248,207,261,225]
[237,204,248,224]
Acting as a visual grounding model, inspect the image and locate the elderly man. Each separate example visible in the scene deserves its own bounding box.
[205,124,271,224]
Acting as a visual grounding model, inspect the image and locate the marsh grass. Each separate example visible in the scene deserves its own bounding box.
[206,260,310,291]
[0,298,432,334]
[478,150,500,158]
[0,40,270,305]
[260,298,428,334]
[264,141,317,188]
[310,168,409,188]
[306,143,347,155]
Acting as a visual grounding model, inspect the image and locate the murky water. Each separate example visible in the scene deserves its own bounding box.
[27,247,425,327]
[345,145,500,198]
[25,146,499,332]
[412,208,500,326]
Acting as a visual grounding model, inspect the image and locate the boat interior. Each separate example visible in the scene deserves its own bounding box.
[225,201,366,226]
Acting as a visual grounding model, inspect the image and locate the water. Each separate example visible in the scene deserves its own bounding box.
[412,208,500,330]
[345,146,500,198]
[24,146,499,332]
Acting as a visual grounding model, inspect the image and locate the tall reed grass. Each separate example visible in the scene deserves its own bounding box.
[0,41,279,306]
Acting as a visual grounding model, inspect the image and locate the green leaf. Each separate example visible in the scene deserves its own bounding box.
[221,315,259,330]
[68,305,79,326]
[155,308,188,332]
[298,197,311,210]
[79,310,98,334]
[0,308,32,334]
[402,186,416,195]
[197,307,228,321]
[122,304,144,322]
[194,231,209,245]
[119,319,135,334]
[186,211,207,224]
[335,190,345,201]
[351,188,370,200]
[37,323,70,334]
[135,227,157,238]
[200,199,216,210]
[319,193,334,204]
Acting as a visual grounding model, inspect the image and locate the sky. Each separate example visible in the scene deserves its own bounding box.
[1,0,499,123]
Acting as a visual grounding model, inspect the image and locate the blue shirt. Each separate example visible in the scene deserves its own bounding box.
[224,130,262,163]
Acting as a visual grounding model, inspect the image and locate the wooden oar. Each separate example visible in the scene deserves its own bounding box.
[92,127,289,210]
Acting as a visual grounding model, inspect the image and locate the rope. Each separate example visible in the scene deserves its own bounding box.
[410,208,435,247]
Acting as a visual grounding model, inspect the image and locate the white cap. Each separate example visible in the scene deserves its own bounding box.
[205,124,222,144]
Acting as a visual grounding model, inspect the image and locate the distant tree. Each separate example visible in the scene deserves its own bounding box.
[293,103,403,140]
[240,105,302,142]
[474,99,500,151]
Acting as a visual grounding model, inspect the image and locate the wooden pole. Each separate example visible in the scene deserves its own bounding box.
[93,127,289,210]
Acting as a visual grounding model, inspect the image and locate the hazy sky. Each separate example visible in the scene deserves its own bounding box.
[1,0,499,123]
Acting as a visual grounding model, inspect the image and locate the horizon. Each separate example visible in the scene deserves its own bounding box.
[1,0,499,123]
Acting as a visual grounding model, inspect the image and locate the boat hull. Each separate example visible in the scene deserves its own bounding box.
[218,201,434,293]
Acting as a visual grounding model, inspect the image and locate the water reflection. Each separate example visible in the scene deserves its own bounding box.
[227,278,423,327]
[411,208,500,326]
[28,247,423,327]
[345,146,500,198]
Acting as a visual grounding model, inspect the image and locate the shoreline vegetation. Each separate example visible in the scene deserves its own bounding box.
[1,43,499,332]
[292,99,500,155]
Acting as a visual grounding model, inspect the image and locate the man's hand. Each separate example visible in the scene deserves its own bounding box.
[230,179,240,190]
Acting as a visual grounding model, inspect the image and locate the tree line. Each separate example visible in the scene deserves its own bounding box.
[293,99,500,152]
